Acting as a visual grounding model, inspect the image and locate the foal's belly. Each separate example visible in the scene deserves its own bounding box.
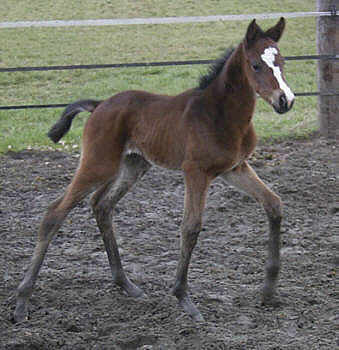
[125,141,184,170]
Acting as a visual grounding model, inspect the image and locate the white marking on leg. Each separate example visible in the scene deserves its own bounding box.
[261,47,295,103]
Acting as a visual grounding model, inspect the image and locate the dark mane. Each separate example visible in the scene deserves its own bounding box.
[198,47,235,90]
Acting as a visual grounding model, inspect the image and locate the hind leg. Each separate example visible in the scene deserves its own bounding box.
[14,161,116,323]
[91,153,151,297]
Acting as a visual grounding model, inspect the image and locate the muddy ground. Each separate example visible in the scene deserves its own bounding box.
[0,136,337,349]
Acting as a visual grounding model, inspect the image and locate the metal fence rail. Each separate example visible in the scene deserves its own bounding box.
[1,55,338,73]
[1,91,338,111]
[0,10,337,28]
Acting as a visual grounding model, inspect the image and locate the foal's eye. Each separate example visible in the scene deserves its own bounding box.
[252,63,261,72]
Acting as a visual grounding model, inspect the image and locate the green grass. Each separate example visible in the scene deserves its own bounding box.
[0,1,318,153]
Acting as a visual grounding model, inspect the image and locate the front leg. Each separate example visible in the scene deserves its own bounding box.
[172,166,211,321]
[221,161,282,303]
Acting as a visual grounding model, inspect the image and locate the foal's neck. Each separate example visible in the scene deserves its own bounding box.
[206,43,256,126]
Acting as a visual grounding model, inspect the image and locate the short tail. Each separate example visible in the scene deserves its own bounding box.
[47,99,102,143]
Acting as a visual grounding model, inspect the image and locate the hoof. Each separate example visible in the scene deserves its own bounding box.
[119,278,144,298]
[261,295,281,307]
[261,287,281,307]
[13,300,29,323]
[262,283,275,302]
[179,295,204,322]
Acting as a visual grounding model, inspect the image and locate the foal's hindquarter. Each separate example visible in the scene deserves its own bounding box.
[15,19,289,323]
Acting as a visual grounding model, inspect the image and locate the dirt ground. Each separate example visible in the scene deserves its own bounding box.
[0,136,337,349]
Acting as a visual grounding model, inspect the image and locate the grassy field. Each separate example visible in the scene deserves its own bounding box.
[0,1,317,152]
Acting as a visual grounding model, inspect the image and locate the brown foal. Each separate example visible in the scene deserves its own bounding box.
[14,18,294,323]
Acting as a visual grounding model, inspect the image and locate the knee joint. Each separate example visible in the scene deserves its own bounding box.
[182,221,202,245]
[265,195,282,222]
[91,197,112,218]
[182,221,201,235]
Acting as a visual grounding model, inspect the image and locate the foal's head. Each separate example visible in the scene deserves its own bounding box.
[243,18,294,114]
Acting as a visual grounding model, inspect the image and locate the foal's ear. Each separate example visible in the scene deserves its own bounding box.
[265,17,286,42]
[245,19,264,48]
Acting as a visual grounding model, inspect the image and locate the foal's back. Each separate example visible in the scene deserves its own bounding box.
[83,88,204,169]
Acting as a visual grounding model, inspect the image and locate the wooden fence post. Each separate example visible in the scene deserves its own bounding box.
[316,0,339,139]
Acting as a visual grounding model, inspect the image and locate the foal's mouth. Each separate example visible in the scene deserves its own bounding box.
[272,93,295,114]
[273,99,294,114]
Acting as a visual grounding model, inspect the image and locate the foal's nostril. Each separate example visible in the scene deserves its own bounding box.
[279,94,288,110]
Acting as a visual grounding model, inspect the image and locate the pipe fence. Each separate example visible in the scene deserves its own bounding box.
[0,10,337,28]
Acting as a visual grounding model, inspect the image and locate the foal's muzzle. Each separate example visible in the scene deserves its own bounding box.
[273,93,294,114]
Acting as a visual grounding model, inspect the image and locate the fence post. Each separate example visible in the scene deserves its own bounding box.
[316,0,339,139]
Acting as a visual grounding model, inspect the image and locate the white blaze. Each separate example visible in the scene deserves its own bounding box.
[261,47,295,103]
